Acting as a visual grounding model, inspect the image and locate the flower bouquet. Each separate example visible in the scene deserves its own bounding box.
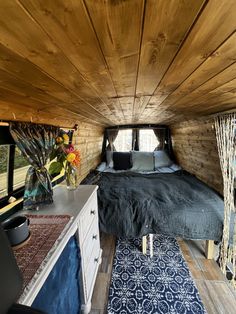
[49,133,80,190]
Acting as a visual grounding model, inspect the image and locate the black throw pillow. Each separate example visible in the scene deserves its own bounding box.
[113,152,132,170]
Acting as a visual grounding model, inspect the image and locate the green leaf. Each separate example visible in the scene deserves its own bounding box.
[58,153,66,163]
[50,149,58,161]
[49,161,63,175]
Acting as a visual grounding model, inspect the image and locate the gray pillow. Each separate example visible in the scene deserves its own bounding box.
[154,150,172,169]
[131,151,154,171]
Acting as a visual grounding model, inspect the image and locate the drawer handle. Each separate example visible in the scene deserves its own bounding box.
[94,257,99,263]
[90,210,96,215]
[92,234,98,240]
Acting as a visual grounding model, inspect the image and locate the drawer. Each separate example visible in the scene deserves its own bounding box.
[79,193,98,242]
[84,240,100,299]
[81,216,100,269]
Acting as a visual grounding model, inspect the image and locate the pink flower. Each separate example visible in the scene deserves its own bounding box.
[65,144,75,154]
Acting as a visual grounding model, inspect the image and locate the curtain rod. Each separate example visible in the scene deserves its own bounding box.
[0,121,78,130]
[106,124,168,130]
[0,122,9,126]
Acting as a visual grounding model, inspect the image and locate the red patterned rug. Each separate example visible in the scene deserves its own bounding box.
[13,215,71,293]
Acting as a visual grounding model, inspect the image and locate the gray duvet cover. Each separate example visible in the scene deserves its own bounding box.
[83,170,224,241]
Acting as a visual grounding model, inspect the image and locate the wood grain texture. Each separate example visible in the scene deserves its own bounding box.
[136,0,205,96]
[91,233,236,314]
[0,0,235,125]
[171,118,223,194]
[73,122,104,183]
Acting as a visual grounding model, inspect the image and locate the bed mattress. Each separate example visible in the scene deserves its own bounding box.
[83,170,224,241]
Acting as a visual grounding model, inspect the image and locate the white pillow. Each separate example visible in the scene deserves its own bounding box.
[154,150,172,169]
[96,162,107,172]
[131,151,154,171]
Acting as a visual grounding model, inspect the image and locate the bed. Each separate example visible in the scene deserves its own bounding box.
[82,153,224,243]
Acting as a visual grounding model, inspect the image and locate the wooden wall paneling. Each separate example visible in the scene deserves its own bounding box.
[0,44,78,103]
[171,119,223,194]
[84,0,144,96]
[165,62,236,110]
[0,101,79,127]
[177,78,236,112]
[0,87,49,111]
[192,95,236,115]
[18,0,124,123]
[0,82,109,126]
[0,46,111,125]
[133,96,150,122]
[133,0,206,120]
[142,0,236,119]
[84,0,145,122]
[0,1,114,125]
[118,97,136,124]
[106,98,124,125]
[0,1,235,125]
[0,69,72,108]
[73,122,104,183]
[153,32,236,112]
[136,0,205,96]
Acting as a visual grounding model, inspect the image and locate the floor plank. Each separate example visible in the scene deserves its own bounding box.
[91,234,236,313]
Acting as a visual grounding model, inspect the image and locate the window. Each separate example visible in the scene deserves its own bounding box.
[114,129,132,152]
[139,129,159,152]
[13,147,30,190]
[0,145,9,198]
[0,143,30,206]
[0,126,30,210]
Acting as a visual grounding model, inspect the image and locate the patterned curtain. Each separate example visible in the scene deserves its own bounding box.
[106,129,119,151]
[153,128,166,150]
[215,113,236,287]
[9,122,59,210]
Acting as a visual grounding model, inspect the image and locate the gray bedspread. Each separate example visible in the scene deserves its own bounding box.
[83,170,224,241]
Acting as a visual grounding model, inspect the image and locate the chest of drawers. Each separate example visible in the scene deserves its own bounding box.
[77,188,102,313]
[18,185,102,314]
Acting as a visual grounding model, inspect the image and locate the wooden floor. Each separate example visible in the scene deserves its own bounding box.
[91,233,236,314]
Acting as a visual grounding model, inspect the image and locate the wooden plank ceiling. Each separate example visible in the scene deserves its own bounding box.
[0,0,235,127]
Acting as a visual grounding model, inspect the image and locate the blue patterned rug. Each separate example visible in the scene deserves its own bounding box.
[107,235,206,314]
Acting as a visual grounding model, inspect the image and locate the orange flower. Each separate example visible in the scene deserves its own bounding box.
[56,136,63,144]
[71,150,80,167]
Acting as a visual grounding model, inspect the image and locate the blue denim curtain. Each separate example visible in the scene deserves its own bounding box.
[32,236,81,314]
[9,122,59,210]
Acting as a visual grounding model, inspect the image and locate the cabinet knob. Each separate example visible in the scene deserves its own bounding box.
[92,234,97,240]
[90,210,96,215]
[94,257,99,263]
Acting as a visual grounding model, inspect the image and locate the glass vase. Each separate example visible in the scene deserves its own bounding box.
[65,164,78,190]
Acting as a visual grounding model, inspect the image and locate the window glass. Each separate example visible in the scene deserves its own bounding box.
[139,129,159,152]
[13,147,30,190]
[114,129,132,152]
[0,145,9,198]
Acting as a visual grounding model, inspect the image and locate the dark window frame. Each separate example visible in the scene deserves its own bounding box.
[0,144,26,209]
[0,126,26,209]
